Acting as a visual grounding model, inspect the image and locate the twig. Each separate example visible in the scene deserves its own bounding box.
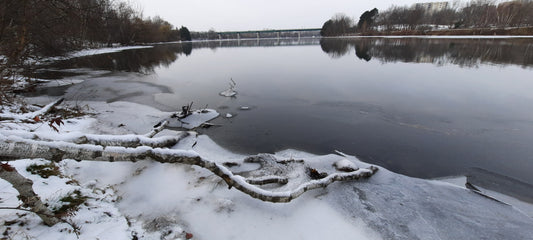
[0,206,79,236]
[145,120,169,138]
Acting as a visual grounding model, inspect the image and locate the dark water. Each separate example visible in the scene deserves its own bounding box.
[36,37,533,187]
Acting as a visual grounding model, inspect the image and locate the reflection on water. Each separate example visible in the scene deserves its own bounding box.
[38,37,533,78]
[37,38,321,79]
[39,43,190,76]
[35,38,533,190]
[320,37,533,67]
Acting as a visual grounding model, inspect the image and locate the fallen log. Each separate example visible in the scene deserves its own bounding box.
[0,134,378,203]
[0,163,60,226]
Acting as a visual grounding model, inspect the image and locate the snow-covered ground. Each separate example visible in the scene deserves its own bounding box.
[67,46,154,59]
[1,100,532,240]
[36,46,154,63]
[347,35,533,39]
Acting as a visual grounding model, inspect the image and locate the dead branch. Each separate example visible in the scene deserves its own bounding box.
[0,129,188,149]
[246,176,289,185]
[0,163,60,226]
[0,98,64,122]
[145,120,170,138]
[0,134,378,203]
[211,163,378,203]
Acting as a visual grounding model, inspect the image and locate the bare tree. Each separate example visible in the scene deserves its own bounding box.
[320,13,354,36]
[374,0,533,31]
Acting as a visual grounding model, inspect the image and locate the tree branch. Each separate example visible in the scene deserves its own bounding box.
[0,128,188,148]
[0,163,60,226]
[0,134,378,203]
[246,176,289,185]
[0,98,64,121]
[0,206,80,234]
[145,120,169,138]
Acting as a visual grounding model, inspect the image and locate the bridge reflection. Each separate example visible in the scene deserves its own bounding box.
[193,37,320,48]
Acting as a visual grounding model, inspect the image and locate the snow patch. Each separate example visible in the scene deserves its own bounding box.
[333,158,359,172]
[166,109,219,129]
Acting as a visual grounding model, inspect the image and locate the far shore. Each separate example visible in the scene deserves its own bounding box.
[347,26,533,37]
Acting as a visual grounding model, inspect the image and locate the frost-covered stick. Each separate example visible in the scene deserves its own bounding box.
[0,98,64,121]
[0,134,199,163]
[209,162,378,203]
[0,135,378,203]
[145,120,170,138]
[0,163,60,226]
[72,132,187,148]
[246,176,289,185]
[0,129,187,148]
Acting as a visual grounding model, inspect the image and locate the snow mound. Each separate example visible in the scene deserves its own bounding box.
[333,158,359,172]
[166,109,219,129]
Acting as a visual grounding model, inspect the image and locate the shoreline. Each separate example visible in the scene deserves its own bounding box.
[352,26,533,37]
[2,98,533,239]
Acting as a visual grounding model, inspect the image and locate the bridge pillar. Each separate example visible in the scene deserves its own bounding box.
[277,31,280,39]
[257,32,260,39]
[237,33,240,40]
[298,32,301,39]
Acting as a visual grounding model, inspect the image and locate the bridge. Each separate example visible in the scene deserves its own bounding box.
[217,28,321,39]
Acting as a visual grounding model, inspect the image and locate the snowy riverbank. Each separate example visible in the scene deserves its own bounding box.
[1,99,532,239]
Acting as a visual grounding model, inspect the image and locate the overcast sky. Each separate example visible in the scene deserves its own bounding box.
[132,0,452,32]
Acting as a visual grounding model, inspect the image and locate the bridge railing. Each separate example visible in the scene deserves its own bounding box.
[217,28,321,40]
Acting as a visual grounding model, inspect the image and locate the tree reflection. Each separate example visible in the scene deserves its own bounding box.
[355,42,372,61]
[319,38,533,68]
[320,39,350,58]
[41,43,190,76]
[39,38,322,79]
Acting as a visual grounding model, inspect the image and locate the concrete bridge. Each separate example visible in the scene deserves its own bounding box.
[217,28,321,39]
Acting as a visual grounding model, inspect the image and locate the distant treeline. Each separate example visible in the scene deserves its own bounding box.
[0,0,190,61]
[321,0,533,36]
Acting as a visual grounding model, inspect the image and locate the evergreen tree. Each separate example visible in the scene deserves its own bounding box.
[358,8,379,31]
[179,26,192,41]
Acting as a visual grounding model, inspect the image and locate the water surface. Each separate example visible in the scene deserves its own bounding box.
[37,38,533,190]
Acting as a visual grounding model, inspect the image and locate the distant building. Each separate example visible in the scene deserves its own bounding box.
[414,2,449,14]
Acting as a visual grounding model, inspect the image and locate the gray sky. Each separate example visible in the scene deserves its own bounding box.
[132,0,452,32]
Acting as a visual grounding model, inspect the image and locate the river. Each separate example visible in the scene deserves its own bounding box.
[33,37,533,199]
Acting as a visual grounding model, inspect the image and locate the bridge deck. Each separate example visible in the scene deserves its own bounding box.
[218,28,321,34]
